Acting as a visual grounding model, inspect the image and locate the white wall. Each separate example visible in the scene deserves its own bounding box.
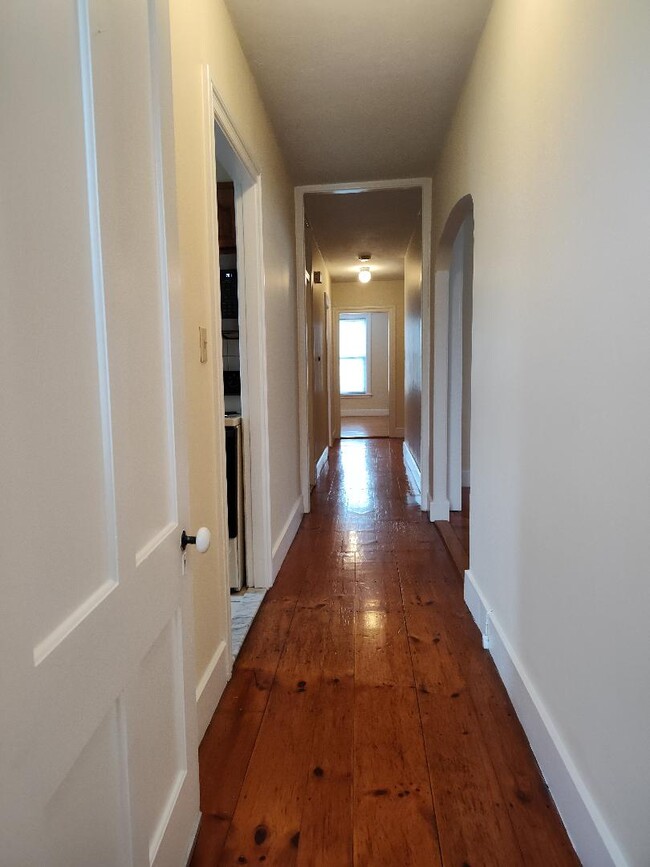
[340,311,389,414]
[169,0,299,728]
[432,1,650,864]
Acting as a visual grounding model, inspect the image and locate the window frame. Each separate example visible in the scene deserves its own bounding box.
[338,311,372,396]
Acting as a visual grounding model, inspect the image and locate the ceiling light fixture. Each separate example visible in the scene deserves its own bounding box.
[358,266,372,284]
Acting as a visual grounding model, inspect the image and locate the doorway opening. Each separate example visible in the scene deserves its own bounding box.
[209,83,273,664]
[431,195,474,576]
[295,178,431,512]
[215,153,264,656]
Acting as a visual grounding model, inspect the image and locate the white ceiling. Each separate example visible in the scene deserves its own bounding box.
[305,188,421,282]
[224,0,492,184]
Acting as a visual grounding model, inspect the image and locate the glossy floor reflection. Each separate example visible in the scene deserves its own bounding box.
[192,438,578,867]
[340,415,390,438]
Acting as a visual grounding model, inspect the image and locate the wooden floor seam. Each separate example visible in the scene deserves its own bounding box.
[395,554,446,867]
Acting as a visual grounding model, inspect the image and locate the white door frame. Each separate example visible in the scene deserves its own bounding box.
[447,237,464,512]
[333,306,397,439]
[324,290,334,447]
[430,195,474,521]
[295,178,432,512]
[306,269,316,486]
[204,68,273,590]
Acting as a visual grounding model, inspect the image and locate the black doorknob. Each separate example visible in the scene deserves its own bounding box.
[180,528,211,553]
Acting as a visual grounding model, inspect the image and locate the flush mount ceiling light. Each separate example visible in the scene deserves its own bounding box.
[358,253,372,283]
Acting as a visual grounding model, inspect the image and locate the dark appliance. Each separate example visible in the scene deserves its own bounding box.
[225,427,238,539]
[223,370,241,396]
[220,269,238,319]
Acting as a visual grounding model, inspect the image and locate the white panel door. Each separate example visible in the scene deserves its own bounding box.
[1,2,200,865]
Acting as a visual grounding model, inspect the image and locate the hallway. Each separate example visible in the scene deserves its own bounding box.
[192,439,578,866]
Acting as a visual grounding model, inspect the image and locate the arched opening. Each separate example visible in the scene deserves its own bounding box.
[430,195,474,575]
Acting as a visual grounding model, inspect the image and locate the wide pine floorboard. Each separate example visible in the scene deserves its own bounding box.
[191,439,579,867]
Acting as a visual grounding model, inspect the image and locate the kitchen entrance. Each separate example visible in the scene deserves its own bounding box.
[211,97,273,661]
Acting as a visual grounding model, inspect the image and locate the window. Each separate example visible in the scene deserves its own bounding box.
[339,313,370,395]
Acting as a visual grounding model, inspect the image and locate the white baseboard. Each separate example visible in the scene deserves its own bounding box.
[429,497,451,522]
[315,445,329,479]
[462,469,471,487]
[463,569,491,646]
[272,495,303,580]
[402,441,421,493]
[195,639,229,741]
[463,570,625,867]
[340,408,389,417]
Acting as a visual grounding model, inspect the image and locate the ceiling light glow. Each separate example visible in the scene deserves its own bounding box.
[358,267,371,284]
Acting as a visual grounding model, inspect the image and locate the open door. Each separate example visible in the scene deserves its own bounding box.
[1,2,200,864]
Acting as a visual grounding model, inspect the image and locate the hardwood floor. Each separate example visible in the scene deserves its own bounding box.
[340,415,390,438]
[191,439,579,867]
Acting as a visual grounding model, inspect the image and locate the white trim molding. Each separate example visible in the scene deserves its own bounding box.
[402,441,421,494]
[195,639,229,741]
[429,497,451,522]
[464,570,626,867]
[315,445,329,479]
[431,197,474,531]
[419,181,433,513]
[272,495,304,580]
[463,569,492,649]
[206,67,273,590]
[340,408,389,417]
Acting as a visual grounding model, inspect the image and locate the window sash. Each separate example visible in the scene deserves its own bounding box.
[339,314,370,395]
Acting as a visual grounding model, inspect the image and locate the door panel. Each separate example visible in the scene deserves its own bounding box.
[44,703,131,867]
[129,612,188,864]
[89,0,177,554]
[1,1,199,864]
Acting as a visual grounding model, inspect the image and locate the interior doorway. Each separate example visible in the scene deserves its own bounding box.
[337,309,392,439]
[431,196,474,575]
[209,82,273,663]
[214,153,264,655]
[296,180,433,513]
[437,214,473,570]
[447,215,474,513]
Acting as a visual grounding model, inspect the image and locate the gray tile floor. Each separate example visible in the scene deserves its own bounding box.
[230,588,266,657]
